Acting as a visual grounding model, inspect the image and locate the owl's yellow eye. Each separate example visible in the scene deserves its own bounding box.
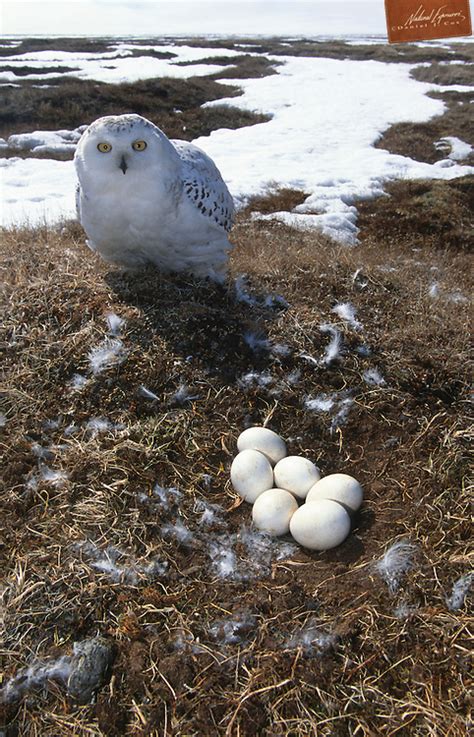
[132,140,147,151]
[97,142,112,153]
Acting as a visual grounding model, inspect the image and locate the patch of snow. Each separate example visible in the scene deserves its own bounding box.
[0,413,7,427]
[0,44,239,85]
[436,136,473,161]
[5,127,84,154]
[197,54,473,245]
[433,158,456,168]
[251,206,359,244]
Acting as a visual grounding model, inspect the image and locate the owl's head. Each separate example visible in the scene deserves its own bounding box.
[74,114,178,182]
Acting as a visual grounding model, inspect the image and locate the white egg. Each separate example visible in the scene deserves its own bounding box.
[306,473,363,513]
[252,488,299,536]
[273,456,321,500]
[230,449,274,503]
[237,426,287,465]
[290,499,351,550]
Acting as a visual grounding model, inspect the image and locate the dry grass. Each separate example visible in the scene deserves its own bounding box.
[1,177,472,736]
[240,187,310,215]
[357,177,474,251]
[375,90,474,165]
[411,61,474,86]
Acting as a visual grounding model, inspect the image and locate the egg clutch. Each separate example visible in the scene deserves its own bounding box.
[230,427,363,551]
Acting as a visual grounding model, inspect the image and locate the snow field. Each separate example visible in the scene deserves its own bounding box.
[1,42,473,235]
[0,43,243,84]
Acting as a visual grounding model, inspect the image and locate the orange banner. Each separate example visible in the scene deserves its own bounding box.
[385,0,472,43]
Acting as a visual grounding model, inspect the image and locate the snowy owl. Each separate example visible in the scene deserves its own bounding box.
[74,114,234,278]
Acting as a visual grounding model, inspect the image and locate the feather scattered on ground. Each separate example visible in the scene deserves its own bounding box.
[374,540,418,594]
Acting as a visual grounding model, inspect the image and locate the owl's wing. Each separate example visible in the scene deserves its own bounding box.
[172,140,235,232]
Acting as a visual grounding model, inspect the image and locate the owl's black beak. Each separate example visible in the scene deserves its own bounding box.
[119,155,128,174]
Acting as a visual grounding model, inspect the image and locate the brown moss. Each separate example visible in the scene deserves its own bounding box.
[375,91,474,165]
[241,187,310,215]
[357,177,474,252]
[411,61,474,86]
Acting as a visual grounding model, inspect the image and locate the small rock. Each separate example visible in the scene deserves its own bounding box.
[67,636,116,704]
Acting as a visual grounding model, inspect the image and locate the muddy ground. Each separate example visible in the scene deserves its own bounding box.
[0,37,473,737]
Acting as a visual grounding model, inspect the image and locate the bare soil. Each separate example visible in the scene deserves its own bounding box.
[0,36,473,737]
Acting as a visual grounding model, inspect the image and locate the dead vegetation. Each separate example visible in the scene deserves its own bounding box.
[411,60,474,86]
[357,177,474,251]
[375,90,473,165]
[241,187,310,215]
[1,175,472,736]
